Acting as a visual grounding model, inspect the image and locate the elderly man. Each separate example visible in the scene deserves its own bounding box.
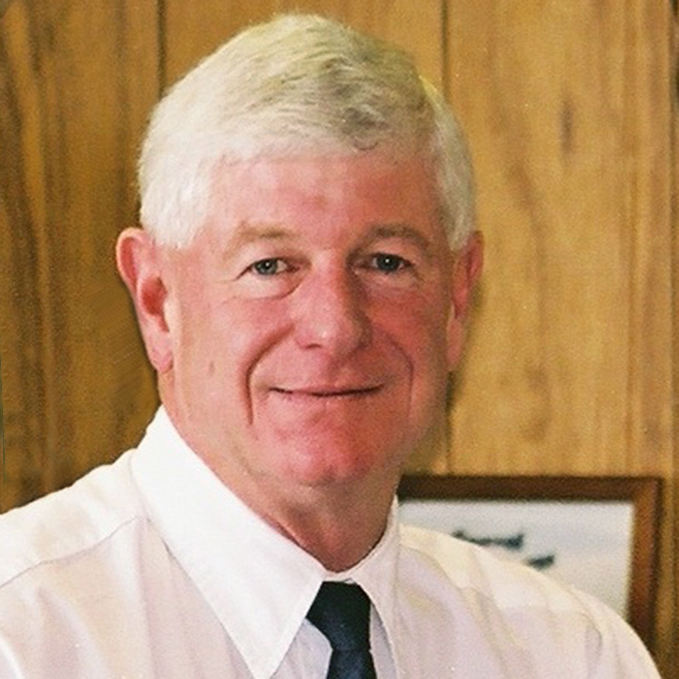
[0,14,660,679]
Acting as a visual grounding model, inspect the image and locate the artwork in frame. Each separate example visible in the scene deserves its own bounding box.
[397,475,662,650]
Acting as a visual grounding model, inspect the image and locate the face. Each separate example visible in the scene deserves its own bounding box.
[133,152,472,501]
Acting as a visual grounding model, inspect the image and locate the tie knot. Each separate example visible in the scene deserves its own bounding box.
[307,582,372,652]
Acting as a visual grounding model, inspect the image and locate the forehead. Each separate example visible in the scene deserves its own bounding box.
[201,151,445,244]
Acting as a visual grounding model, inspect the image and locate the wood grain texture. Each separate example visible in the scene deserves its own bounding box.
[163,0,444,89]
[0,0,12,20]
[0,0,160,510]
[445,2,676,674]
[446,1,673,476]
[669,5,679,677]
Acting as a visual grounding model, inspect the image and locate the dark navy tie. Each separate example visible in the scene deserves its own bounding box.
[307,582,377,679]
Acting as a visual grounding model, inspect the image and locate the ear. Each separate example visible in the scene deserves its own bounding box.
[446,231,484,370]
[116,227,174,373]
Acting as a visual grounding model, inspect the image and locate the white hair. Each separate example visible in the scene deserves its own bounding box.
[138,13,475,249]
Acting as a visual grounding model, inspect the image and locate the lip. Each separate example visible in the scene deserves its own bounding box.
[270,385,383,399]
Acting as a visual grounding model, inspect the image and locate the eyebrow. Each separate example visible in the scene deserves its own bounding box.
[223,222,299,255]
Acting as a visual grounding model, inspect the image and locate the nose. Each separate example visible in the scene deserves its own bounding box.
[292,265,371,356]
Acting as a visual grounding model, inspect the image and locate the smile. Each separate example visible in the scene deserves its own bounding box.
[271,386,382,399]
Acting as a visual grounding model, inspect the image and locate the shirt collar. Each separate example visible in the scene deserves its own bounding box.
[330,504,402,676]
[129,408,401,678]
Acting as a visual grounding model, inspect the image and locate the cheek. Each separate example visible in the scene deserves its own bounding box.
[223,299,293,366]
[378,293,451,365]
[177,297,290,388]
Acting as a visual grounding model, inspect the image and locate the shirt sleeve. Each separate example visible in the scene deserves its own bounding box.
[583,601,661,679]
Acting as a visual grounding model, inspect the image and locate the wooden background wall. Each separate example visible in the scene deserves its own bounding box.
[1,1,676,675]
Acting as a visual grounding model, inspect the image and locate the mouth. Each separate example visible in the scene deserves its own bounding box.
[270,385,382,399]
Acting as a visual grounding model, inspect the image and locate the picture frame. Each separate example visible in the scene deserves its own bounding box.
[397,475,662,650]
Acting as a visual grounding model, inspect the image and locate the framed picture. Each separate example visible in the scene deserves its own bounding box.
[398,475,662,649]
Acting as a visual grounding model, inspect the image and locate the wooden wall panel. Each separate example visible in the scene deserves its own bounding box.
[670,5,679,676]
[0,0,160,511]
[162,0,443,88]
[161,0,450,469]
[445,1,676,674]
[446,2,673,476]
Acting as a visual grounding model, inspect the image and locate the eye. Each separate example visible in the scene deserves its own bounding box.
[369,253,411,273]
[249,258,290,276]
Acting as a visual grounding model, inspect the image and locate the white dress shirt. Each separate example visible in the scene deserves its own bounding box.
[0,408,660,678]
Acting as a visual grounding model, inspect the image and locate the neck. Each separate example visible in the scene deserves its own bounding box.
[227,468,399,572]
[263,485,396,571]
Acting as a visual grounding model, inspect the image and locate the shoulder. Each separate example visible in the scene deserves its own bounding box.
[399,522,584,608]
[397,523,660,678]
[0,451,144,588]
[398,522,602,625]
[0,451,181,678]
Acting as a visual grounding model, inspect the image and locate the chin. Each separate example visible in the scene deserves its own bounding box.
[273,440,404,490]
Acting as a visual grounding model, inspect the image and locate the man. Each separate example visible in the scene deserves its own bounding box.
[0,14,660,678]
